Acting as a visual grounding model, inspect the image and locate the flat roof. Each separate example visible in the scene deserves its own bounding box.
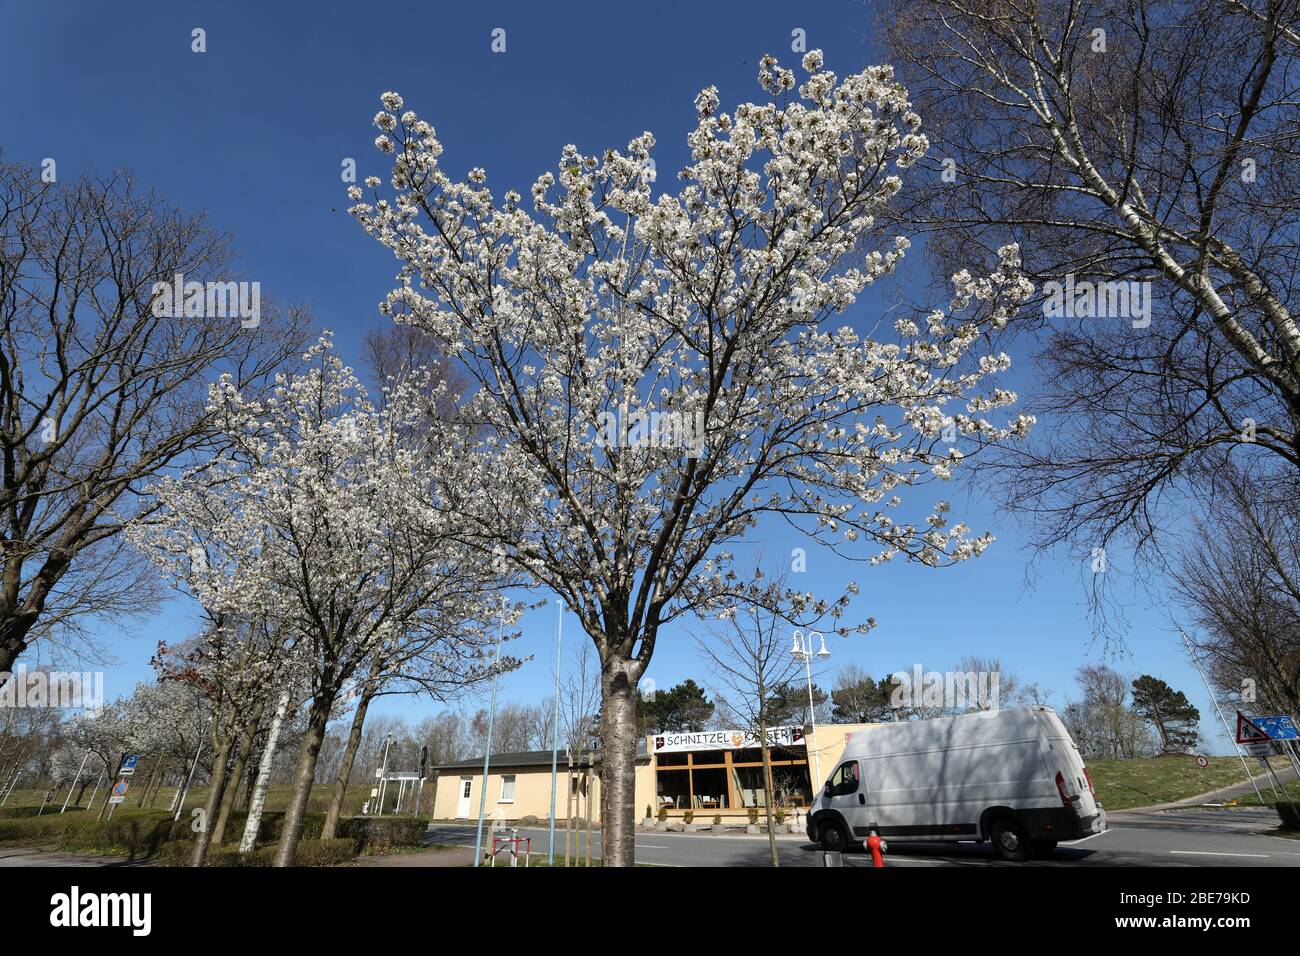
[433,741,649,772]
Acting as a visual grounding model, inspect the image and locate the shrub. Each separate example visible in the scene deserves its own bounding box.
[0,810,188,859]
[682,810,694,824]
[656,807,668,822]
[712,814,722,826]
[337,815,425,852]
[519,814,540,825]
[644,805,652,819]
[747,807,759,825]
[774,808,788,825]
[156,838,356,867]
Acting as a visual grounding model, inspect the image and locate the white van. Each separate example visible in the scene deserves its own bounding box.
[807,706,1106,860]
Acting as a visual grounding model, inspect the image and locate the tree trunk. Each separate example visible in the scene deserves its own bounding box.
[190,731,234,867]
[240,689,291,852]
[760,722,779,867]
[272,696,332,867]
[598,658,638,867]
[212,715,259,845]
[321,688,375,840]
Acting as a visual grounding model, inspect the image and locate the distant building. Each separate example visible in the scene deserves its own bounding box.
[431,724,876,824]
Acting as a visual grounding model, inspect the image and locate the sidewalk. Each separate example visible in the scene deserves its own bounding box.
[1123,763,1298,813]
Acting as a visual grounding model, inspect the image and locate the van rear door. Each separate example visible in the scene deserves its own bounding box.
[1035,709,1103,832]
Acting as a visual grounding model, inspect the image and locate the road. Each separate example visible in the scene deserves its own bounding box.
[3,805,1294,868]
[428,806,1300,867]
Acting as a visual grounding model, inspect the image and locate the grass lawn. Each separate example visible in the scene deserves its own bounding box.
[1086,755,1282,810]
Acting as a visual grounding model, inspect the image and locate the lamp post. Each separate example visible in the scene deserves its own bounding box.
[376,732,395,814]
[473,595,507,867]
[791,629,831,789]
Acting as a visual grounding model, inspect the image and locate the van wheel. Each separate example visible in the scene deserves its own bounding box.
[818,819,850,852]
[989,818,1030,862]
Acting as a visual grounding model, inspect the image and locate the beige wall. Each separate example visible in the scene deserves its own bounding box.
[433,762,618,823]
[432,725,878,824]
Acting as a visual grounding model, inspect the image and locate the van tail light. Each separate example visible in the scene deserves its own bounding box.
[1055,771,1072,808]
[1083,767,1096,797]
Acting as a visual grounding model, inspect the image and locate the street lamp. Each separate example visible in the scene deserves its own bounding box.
[792,630,830,790]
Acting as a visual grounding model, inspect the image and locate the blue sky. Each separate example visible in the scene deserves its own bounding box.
[0,1,1235,750]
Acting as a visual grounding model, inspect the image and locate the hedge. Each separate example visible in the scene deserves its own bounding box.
[0,809,188,859]
[336,815,426,852]
[156,838,357,868]
[0,805,423,864]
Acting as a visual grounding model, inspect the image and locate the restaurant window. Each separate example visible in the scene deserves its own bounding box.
[499,775,516,802]
[690,766,729,809]
[656,769,690,810]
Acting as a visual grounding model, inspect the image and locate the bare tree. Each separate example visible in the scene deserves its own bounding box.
[696,568,842,866]
[0,162,308,680]
[882,0,1300,630]
[1172,468,1300,717]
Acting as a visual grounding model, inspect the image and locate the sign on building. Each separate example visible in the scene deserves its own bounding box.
[652,726,805,753]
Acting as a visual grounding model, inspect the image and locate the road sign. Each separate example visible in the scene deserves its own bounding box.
[111,780,130,797]
[1251,715,1299,741]
[1243,741,1282,758]
[1195,755,1209,768]
[119,755,141,776]
[1236,712,1269,744]
[108,796,125,805]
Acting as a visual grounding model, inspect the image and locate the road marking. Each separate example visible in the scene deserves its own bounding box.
[1062,831,1110,845]
[1169,850,1269,858]
[636,843,670,849]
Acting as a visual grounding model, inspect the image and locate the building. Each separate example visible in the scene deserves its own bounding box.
[431,723,876,824]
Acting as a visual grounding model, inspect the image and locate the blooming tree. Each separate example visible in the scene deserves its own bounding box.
[131,337,520,865]
[350,53,1034,864]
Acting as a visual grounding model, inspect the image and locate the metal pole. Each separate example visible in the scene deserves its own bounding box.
[174,739,204,823]
[473,598,506,867]
[0,768,21,806]
[378,734,393,815]
[548,598,563,865]
[61,751,90,813]
[1178,629,1266,805]
[86,770,104,810]
[796,632,823,787]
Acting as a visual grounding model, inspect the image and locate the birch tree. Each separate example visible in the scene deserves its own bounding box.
[882,0,1300,615]
[350,53,1035,864]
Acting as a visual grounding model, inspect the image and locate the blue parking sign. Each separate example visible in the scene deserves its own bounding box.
[1252,716,1298,741]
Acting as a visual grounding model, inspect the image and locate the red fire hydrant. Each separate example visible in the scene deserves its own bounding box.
[866,831,886,868]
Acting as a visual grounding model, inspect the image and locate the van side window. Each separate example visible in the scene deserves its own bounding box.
[828,760,859,796]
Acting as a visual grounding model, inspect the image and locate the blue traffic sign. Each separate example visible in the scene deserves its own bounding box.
[1252,716,1298,741]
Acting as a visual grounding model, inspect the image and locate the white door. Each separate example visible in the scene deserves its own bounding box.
[456,777,473,818]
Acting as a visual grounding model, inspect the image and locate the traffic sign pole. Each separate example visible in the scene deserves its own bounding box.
[61,751,90,813]
[1179,629,1266,805]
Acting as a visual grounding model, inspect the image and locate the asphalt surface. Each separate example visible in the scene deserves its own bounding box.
[3,804,1296,867]
[428,807,1300,867]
